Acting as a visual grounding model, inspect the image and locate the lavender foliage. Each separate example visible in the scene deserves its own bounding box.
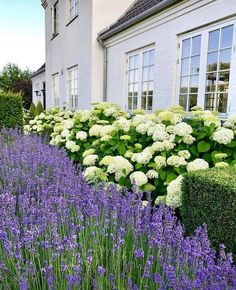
[0,129,235,289]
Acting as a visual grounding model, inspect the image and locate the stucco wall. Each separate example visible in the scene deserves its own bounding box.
[104,0,236,115]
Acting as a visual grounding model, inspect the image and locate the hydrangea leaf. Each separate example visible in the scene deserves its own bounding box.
[197,140,211,153]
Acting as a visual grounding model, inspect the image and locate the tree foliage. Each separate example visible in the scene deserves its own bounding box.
[0,63,32,109]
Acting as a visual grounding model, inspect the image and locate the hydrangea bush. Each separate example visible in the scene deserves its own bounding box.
[25,103,236,206]
[0,130,236,289]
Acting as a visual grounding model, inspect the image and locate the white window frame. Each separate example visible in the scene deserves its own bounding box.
[177,18,236,115]
[126,46,155,112]
[69,0,79,20]
[67,66,78,110]
[52,73,60,107]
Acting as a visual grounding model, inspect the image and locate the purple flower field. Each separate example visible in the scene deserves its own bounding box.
[0,130,235,289]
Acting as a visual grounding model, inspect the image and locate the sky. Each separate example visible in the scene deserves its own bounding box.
[0,0,45,73]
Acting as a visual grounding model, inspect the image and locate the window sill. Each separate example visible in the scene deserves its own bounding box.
[66,14,78,27]
[51,33,59,41]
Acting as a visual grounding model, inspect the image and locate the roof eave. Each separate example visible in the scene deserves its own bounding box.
[98,0,179,42]
[31,68,45,79]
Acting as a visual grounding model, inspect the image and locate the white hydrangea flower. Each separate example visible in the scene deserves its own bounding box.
[182,134,196,145]
[100,125,114,137]
[178,150,191,160]
[61,129,70,138]
[29,119,36,125]
[166,125,175,134]
[76,131,88,141]
[167,156,187,167]
[107,156,133,181]
[187,158,209,172]
[83,166,107,182]
[173,122,193,137]
[151,140,175,152]
[124,150,133,159]
[63,119,74,130]
[82,149,95,158]
[224,115,236,129]
[201,113,220,127]
[65,141,80,152]
[99,156,114,166]
[83,154,99,166]
[136,121,155,135]
[213,127,234,145]
[166,175,183,209]
[89,125,102,137]
[146,170,159,179]
[130,171,148,187]
[32,125,37,130]
[54,135,63,145]
[104,107,118,117]
[157,111,182,125]
[154,156,166,169]
[113,118,131,133]
[54,116,64,122]
[215,162,229,168]
[131,150,153,165]
[120,135,131,141]
[101,135,111,142]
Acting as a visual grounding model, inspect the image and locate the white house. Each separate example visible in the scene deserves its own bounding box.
[34,0,236,115]
[31,64,46,108]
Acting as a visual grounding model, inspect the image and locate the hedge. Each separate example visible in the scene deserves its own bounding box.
[180,167,236,256]
[0,93,24,128]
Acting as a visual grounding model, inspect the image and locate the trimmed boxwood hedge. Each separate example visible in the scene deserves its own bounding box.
[0,93,24,128]
[180,167,236,256]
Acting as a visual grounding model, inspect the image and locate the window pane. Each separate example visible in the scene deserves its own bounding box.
[207,52,218,72]
[181,58,190,76]
[149,66,154,80]
[129,56,134,70]
[179,95,187,110]
[182,38,191,57]
[128,97,132,110]
[205,93,216,111]
[218,71,230,92]
[128,84,133,96]
[221,25,234,49]
[149,49,155,66]
[219,49,232,70]
[134,55,139,69]
[142,67,149,81]
[133,97,138,110]
[206,73,217,92]
[191,56,200,74]
[134,84,139,96]
[192,35,201,55]
[129,70,134,83]
[189,94,198,110]
[148,96,153,110]
[217,93,228,113]
[134,70,139,83]
[141,97,146,110]
[180,77,189,94]
[190,76,199,93]
[148,81,154,95]
[142,82,148,95]
[209,29,220,51]
[143,52,149,67]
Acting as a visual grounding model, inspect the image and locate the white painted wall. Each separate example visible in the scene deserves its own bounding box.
[44,0,134,109]
[104,0,236,115]
[32,71,46,106]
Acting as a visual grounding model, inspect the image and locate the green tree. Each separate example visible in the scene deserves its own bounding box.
[0,63,33,109]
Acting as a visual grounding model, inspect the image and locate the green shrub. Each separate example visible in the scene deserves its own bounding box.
[180,167,236,256]
[0,93,23,128]
[35,101,44,116]
[29,102,36,117]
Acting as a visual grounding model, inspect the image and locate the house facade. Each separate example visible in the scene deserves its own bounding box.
[31,64,46,108]
[34,0,236,115]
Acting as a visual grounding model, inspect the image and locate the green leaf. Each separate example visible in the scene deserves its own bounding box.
[190,145,198,156]
[166,173,177,183]
[197,140,211,153]
[135,164,143,170]
[196,132,207,140]
[148,162,156,168]
[118,143,126,155]
[227,141,236,148]
[233,151,236,160]
[159,170,166,181]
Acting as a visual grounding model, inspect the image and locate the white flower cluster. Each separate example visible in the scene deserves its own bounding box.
[173,122,193,137]
[187,159,209,172]
[106,156,133,181]
[166,175,183,209]
[65,141,80,152]
[224,115,236,130]
[83,154,99,166]
[76,131,88,141]
[167,156,187,167]
[213,127,234,145]
[154,156,166,170]
[131,149,153,165]
[130,171,148,186]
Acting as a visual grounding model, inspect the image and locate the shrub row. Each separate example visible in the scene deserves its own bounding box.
[181,166,236,256]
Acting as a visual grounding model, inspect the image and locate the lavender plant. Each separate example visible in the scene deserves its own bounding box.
[0,130,235,289]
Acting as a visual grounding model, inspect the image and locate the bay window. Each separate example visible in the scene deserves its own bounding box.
[178,21,235,114]
[127,47,155,111]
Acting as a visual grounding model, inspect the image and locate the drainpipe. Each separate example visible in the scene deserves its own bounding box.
[97,37,108,102]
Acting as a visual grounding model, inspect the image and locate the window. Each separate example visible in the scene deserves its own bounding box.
[68,66,78,110]
[52,74,59,107]
[179,35,201,111]
[127,48,155,111]
[70,0,79,19]
[52,1,59,36]
[205,25,234,113]
[178,22,234,114]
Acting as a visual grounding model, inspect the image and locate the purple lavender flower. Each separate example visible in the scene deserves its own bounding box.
[98,266,106,276]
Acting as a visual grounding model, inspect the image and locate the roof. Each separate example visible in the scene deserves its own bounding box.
[31,64,45,79]
[98,0,180,41]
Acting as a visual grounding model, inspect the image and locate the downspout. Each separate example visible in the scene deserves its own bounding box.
[97,37,108,102]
